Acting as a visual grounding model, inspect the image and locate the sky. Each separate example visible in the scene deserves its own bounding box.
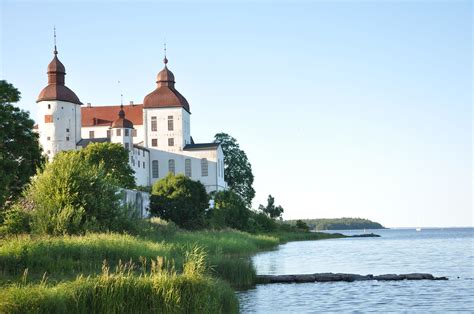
[1,0,472,228]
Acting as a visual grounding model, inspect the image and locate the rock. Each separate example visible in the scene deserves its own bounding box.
[351,233,381,238]
[405,273,433,280]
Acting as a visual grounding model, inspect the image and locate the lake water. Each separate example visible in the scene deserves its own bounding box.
[237,228,474,313]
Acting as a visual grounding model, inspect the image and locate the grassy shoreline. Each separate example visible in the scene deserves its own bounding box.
[0,224,344,313]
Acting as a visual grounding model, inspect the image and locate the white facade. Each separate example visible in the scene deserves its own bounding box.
[37,100,81,157]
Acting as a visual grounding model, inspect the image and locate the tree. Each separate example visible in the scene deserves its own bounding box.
[214,133,255,207]
[27,151,122,235]
[209,190,250,230]
[0,80,43,209]
[258,195,284,220]
[80,142,135,189]
[295,219,310,231]
[149,173,209,230]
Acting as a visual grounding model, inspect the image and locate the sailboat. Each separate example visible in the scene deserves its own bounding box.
[416,227,421,232]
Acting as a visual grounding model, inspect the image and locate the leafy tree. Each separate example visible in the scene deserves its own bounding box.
[27,151,122,235]
[295,219,309,231]
[80,142,135,189]
[208,190,250,230]
[258,195,284,220]
[0,80,43,209]
[214,133,255,207]
[150,173,209,230]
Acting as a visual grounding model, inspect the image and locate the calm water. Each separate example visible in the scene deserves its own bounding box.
[238,228,474,313]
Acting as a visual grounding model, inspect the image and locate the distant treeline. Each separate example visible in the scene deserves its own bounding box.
[286,218,385,230]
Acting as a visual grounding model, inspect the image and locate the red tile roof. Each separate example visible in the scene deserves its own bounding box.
[81,104,143,127]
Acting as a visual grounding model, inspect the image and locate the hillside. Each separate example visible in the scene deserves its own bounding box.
[287,218,385,230]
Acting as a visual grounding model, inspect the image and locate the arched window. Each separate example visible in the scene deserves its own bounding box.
[168,159,175,174]
[185,159,192,177]
[201,158,208,177]
[152,160,159,178]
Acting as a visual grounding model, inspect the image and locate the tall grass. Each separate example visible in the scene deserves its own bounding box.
[0,254,238,314]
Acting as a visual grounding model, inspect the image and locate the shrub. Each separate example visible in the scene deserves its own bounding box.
[0,204,31,236]
[149,174,209,230]
[208,190,250,230]
[27,151,122,235]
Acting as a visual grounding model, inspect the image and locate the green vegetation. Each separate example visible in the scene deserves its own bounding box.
[150,173,209,230]
[0,80,43,210]
[258,195,284,220]
[214,133,255,207]
[286,217,385,230]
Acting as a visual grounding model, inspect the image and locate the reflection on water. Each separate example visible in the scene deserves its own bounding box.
[238,228,474,313]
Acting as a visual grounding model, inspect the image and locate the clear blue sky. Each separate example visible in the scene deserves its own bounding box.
[1,0,472,227]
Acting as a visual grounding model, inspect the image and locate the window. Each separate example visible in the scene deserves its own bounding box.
[131,156,135,166]
[44,115,53,123]
[185,159,192,177]
[66,136,69,141]
[151,139,158,147]
[48,104,51,109]
[66,128,70,132]
[47,150,51,154]
[89,131,95,139]
[47,136,51,141]
[138,160,140,168]
[125,143,130,150]
[168,116,174,131]
[143,161,145,169]
[116,129,121,136]
[201,158,208,177]
[143,150,145,157]
[168,159,175,174]
[132,129,137,137]
[107,130,111,138]
[152,160,159,178]
[168,138,174,146]
[125,129,129,136]
[151,116,157,131]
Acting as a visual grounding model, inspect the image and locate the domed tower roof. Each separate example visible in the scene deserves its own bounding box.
[143,57,190,113]
[111,104,134,129]
[37,46,81,105]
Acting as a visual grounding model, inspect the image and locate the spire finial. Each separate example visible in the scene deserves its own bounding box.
[53,25,58,55]
[118,80,125,118]
[163,40,168,65]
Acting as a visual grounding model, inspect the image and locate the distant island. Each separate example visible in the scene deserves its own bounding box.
[286,218,385,231]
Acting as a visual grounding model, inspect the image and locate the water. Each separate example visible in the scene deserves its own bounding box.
[238,228,474,313]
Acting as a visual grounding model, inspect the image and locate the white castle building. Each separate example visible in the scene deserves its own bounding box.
[36,45,226,192]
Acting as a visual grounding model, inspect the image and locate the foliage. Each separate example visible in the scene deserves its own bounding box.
[258,195,284,220]
[150,174,209,230]
[0,80,43,209]
[79,142,136,189]
[208,190,250,230]
[214,133,255,207]
[26,151,123,235]
[295,219,310,231]
[286,217,385,230]
[0,204,31,236]
[0,254,239,314]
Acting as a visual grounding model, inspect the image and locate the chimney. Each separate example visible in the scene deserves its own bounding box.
[87,102,91,108]
[129,101,134,106]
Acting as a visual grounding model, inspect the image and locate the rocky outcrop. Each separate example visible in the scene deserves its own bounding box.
[256,273,448,284]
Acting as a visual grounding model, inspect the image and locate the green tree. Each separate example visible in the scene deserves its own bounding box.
[27,151,122,235]
[0,80,43,209]
[258,195,284,220]
[209,190,250,230]
[295,219,309,231]
[214,133,255,207]
[149,174,209,230]
[80,142,135,189]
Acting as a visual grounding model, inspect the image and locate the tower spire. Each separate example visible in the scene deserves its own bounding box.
[53,26,58,55]
[163,40,168,65]
[118,80,125,118]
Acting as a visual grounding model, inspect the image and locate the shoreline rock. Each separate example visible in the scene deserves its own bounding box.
[256,273,448,284]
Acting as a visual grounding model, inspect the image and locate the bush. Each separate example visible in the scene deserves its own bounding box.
[208,190,250,230]
[149,174,209,230]
[246,211,277,233]
[296,219,310,231]
[27,151,123,235]
[0,204,31,236]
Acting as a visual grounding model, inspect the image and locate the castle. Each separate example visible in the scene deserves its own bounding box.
[35,44,226,192]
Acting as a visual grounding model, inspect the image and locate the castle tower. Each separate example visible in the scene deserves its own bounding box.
[110,104,134,151]
[37,39,82,159]
[142,55,191,151]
